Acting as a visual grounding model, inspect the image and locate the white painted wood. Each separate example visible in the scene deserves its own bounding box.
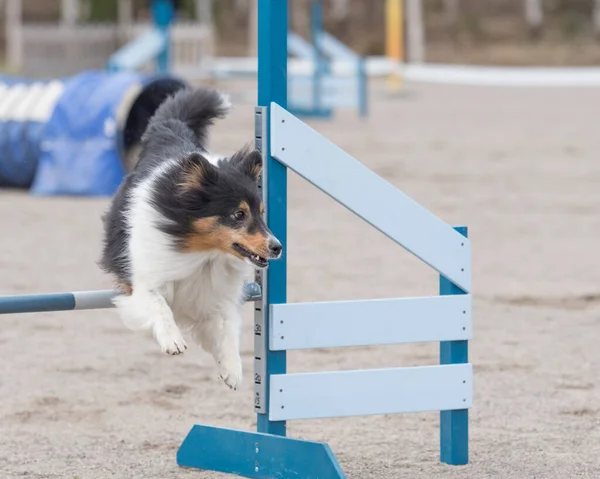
[524,0,543,32]
[248,0,258,56]
[594,0,600,37]
[196,0,213,25]
[270,295,471,351]
[270,103,471,292]
[406,0,425,63]
[6,0,22,72]
[61,0,79,26]
[269,364,472,421]
[117,0,133,43]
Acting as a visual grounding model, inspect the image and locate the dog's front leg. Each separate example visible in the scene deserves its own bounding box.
[197,303,243,390]
[113,287,187,355]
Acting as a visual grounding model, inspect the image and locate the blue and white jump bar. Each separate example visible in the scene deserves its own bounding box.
[0,283,262,315]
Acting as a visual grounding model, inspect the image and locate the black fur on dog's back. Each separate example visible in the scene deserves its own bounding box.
[138,87,230,172]
[99,87,231,287]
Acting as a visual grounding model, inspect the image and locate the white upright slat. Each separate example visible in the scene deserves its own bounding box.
[269,364,472,421]
[270,103,471,292]
[270,295,471,351]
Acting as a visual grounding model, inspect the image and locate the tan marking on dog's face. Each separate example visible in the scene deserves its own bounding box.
[182,208,271,260]
[183,216,231,253]
[239,201,250,216]
[238,231,270,257]
[259,203,265,216]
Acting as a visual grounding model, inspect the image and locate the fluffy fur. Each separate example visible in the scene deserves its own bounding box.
[99,87,281,390]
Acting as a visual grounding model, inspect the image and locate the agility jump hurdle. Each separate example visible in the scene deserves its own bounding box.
[177,1,472,477]
[1,2,470,475]
[287,0,368,118]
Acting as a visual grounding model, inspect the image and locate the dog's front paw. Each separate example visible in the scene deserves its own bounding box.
[218,357,243,390]
[155,326,188,355]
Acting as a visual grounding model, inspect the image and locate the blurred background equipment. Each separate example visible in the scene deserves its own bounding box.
[2,0,600,197]
[0,70,186,195]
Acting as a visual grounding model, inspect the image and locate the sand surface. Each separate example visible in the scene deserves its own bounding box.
[1,79,600,478]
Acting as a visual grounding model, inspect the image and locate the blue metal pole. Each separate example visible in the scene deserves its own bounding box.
[257,0,288,437]
[311,0,324,113]
[440,226,469,465]
[151,0,174,73]
[358,58,368,118]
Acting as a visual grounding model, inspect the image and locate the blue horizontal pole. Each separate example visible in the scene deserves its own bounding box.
[0,292,77,314]
[0,283,262,315]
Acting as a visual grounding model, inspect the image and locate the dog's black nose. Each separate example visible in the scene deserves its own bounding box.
[269,239,282,257]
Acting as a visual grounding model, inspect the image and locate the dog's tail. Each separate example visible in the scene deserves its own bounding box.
[142,87,231,149]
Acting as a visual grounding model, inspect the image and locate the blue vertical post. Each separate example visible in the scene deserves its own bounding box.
[151,0,174,73]
[311,0,325,113]
[440,226,469,465]
[357,58,368,118]
[257,0,288,437]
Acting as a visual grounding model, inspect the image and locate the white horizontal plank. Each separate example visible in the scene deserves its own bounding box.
[270,295,471,351]
[270,103,471,292]
[269,364,472,421]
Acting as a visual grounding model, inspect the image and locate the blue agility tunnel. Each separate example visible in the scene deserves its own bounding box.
[0,70,187,195]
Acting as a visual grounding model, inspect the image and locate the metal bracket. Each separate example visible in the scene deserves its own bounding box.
[253,106,268,414]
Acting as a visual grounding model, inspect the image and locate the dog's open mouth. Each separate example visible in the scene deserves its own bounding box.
[233,243,269,268]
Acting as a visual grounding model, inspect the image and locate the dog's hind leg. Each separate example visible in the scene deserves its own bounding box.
[193,303,243,390]
[112,287,188,355]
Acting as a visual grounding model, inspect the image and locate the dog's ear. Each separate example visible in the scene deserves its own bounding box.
[178,152,218,191]
[235,149,262,184]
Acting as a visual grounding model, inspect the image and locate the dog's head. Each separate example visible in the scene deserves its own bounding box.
[175,147,282,268]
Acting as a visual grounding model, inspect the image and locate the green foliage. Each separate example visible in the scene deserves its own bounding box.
[88,0,118,22]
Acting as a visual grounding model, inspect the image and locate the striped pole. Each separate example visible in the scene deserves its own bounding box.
[0,283,262,315]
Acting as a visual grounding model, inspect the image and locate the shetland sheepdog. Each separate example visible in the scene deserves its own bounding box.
[99,87,282,390]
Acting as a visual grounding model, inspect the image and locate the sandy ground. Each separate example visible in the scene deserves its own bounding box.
[1,79,600,478]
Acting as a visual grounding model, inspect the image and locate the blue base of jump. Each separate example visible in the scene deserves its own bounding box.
[177,425,346,478]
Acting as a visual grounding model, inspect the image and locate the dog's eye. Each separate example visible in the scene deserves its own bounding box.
[233,210,246,221]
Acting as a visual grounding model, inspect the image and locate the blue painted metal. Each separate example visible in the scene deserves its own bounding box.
[151,0,173,73]
[440,225,469,466]
[358,57,368,117]
[256,0,288,438]
[107,29,166,72]
[0,292,75,314]
[108,0,172,74]
[309,0,330,118]
[317,32,367,118]
[0,283,261,316]
[177,425,345,478]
